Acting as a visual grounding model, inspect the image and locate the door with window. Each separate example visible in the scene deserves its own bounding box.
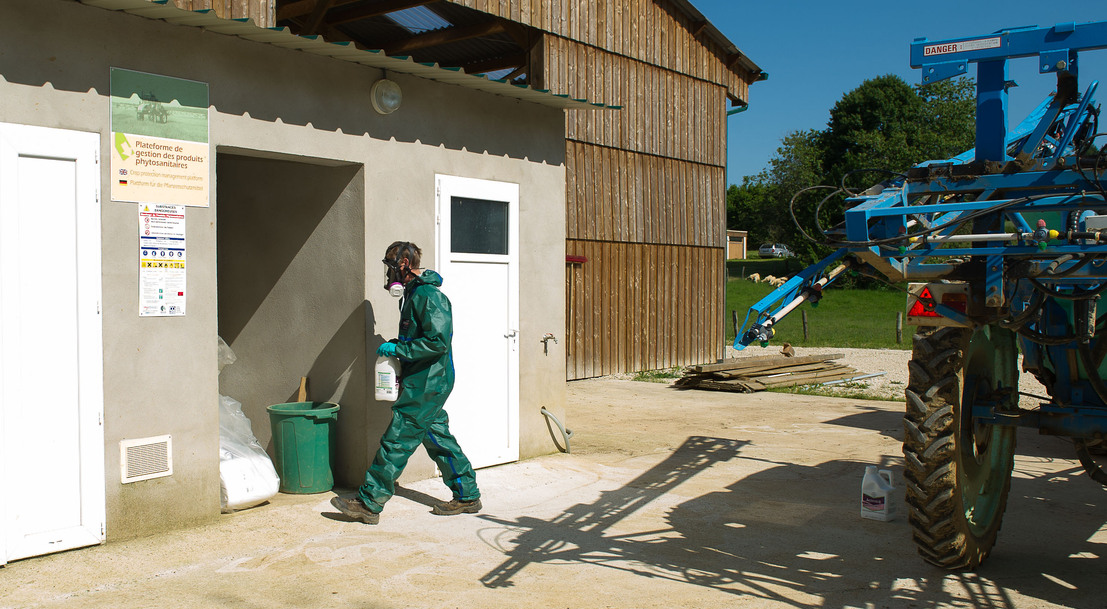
[435,175,519,468]
[0,123,104,564]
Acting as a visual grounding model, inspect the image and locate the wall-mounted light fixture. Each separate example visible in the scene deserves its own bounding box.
[371,78,402,115]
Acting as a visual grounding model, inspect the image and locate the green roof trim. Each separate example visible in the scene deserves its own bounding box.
[80,0,616,111]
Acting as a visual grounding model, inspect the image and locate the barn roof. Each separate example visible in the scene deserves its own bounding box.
[79,0,615,110]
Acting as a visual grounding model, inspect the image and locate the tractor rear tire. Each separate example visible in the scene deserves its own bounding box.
[903,325,1019,569]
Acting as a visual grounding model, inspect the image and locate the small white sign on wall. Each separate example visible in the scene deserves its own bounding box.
[139,204,186,317]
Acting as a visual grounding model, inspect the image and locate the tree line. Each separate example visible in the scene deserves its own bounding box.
[728,75,977,262]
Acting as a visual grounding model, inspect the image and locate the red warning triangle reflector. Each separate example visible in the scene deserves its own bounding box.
[909,287,940,317]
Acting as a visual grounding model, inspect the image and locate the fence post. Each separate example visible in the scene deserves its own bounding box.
[896,311,904,344]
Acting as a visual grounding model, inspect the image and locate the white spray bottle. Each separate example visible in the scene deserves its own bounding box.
[374,355,400,402]
[861,466,896,521]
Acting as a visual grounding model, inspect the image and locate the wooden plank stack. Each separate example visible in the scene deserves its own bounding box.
[675,353,857,393]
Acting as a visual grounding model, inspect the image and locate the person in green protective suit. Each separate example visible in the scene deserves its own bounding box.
[331,241,481,525]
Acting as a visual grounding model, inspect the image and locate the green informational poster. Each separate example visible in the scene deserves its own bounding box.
[110,68,210,207]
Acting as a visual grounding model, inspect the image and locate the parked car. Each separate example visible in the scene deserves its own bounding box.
[758,243,794,258]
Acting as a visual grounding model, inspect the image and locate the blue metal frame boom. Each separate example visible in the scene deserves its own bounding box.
[734,21,1107,440]
[736,21,1107,355]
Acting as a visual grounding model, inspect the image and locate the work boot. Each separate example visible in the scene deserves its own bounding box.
[330,496,380,524]
[431,498,482,516]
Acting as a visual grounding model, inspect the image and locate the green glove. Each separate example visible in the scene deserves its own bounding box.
[377,342,397,357]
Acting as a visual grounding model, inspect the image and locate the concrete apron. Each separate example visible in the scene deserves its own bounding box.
[2,378,1103,609]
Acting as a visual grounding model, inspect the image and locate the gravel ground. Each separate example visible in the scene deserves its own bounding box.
[720,344,1050,407]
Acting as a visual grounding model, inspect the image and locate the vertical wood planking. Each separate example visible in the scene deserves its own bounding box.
[166,0,274,31]
[492,0,752,378]
[566,143,730,248]
[671,243,680,368]
[587,239,598,379]
[601,240,611,376]
[646,243,656,369]
[631,243,642,371]
[580,243,588,376]
[562,242,726,376]
[565,249,576,379]
[615,239,626,371]
[443,0,756,102]
[695,247,704,361]
[568,139,579,237]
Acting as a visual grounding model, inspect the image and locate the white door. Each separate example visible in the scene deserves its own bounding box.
[436,175,519,468]
[0,123,104,564]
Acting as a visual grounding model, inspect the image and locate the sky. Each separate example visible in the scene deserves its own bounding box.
[690,1,1107,186]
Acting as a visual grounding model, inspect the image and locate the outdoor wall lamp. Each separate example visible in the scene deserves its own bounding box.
[371,77,402,115]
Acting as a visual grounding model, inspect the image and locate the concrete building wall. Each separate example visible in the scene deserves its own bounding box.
[1,0,567,540]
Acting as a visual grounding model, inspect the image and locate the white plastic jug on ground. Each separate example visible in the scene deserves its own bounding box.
[375,355,400,401]
[861,465,897,521]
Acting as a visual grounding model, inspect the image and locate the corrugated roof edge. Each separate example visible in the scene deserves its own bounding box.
[78,0,614,110]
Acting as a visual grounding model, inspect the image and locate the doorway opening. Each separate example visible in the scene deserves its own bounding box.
[215,151,368,485]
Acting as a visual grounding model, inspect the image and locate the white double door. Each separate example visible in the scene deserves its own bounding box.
[435,175,519,469]
[0,123,104,564]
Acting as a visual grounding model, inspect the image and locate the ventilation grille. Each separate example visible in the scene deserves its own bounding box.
[120,435,172,483]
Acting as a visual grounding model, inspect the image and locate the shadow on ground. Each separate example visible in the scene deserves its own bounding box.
[476,433,1105,608]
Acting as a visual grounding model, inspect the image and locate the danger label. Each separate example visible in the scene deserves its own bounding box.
[923,36,1001,56]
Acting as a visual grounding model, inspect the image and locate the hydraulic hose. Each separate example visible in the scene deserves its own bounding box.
[1077,341,1107,405]
[999,286,1045,331]
[1074,341,1107,486]
[1074,439,1107,485]
[1015,326,1081,346]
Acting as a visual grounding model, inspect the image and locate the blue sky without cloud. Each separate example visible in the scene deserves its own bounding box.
[690,1,1107,186]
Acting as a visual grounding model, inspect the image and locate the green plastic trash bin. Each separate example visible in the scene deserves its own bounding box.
[266,401,340,494]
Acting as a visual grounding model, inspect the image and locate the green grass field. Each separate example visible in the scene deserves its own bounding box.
[725,276,912,350]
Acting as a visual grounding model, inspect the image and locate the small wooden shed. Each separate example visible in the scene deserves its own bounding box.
[727,230,749,260]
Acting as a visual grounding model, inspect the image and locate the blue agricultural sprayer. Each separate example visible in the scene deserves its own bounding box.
[735,22,1107,569]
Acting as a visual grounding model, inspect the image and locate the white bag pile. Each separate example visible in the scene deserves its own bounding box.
[218,338,279,512]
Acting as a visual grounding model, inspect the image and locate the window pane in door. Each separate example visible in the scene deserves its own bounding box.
[451,196,508,254]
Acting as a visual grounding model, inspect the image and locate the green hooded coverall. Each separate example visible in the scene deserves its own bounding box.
[358,270,480,513]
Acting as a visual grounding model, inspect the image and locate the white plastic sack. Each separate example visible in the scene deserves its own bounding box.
[218,336,237,373]
[219,394,279,512]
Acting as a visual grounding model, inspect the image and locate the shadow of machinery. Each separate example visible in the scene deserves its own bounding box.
[476,434,1104,608]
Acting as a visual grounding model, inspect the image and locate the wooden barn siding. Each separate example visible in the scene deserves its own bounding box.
[564,140,727,379]
[441,0,744,379]
[565,141,725,247]
[450,0,753,101]
[565,240,723,379]
[542,24,731,378]
[166,0,274,26]
[546,37,729,167]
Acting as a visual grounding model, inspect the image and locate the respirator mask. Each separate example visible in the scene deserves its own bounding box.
[383,257,406,298]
